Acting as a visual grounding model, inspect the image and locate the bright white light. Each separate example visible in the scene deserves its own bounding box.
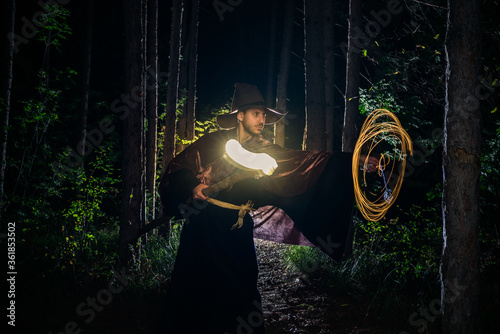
[225,139,278,175]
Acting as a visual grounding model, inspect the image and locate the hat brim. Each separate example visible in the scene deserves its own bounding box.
[216,107,286,129]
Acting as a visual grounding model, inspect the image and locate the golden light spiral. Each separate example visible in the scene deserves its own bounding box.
[352,109,413,221]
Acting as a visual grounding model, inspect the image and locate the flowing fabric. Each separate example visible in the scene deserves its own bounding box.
[159,129,335,246]
[157,130,354,333]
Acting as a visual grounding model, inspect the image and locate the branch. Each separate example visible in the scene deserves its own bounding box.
[411,0,446,10]
[136,215,172,237]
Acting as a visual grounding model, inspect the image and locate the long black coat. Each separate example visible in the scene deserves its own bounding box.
[157,129,354,333]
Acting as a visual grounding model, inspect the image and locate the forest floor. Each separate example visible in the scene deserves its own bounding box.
[22,240,413,334]
[254,239,396,334]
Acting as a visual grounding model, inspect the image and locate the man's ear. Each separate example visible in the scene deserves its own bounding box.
[237,111,244,122]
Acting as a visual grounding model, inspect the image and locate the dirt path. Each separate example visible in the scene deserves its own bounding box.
[255,239,390,334]
[256,239,337,334]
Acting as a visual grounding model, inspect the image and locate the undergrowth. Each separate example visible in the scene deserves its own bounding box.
[282,203,443,331]
[128,221,183,293]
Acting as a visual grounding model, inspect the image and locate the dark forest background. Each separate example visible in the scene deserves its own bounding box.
[1,0,499,333]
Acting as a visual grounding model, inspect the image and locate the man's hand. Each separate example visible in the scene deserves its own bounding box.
[193,183,210,201]
[359,155,380,173]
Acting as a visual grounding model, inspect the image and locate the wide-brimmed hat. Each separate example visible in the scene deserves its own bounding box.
[217,83,286,129]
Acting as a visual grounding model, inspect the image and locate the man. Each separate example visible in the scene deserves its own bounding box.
[157,83,378,333]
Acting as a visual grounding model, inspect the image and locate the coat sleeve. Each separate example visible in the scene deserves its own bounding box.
[242,136,332,197]
[158,130,232,217]
[159,168,201,217]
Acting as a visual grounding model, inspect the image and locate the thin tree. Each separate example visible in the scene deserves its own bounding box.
[162,0,183,173]
[176,0,198,154]
[78,0,94,169]
[186,0,200,140]
[141,0,148,229]
[119,0,146,269]
[176,0,190,154]
[342,0,362,153]
[146,0,159,220]
[185,0,199,145]
[186,0,200,147]
[440,0,482,332]
[1,0,16,210]
[302,0,326,151]
[323,0,334,152]
[274,0,294,147]
[266,1,277,108]
[342,0,362,259]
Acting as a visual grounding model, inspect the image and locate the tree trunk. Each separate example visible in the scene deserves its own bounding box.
[323,0,334,152]
[266,1,277,107]
[119,0,146,270]
[342,0,362,259]
[440,0,482,333]
[302,0,326,151]
[146,0,158,220]
[185,0,199,144]
[342,0,362,153]
[78,0,94,169]
[176,0,189,154]
[175,0,197,154]
[1,0,15,209]
[162,0,183,173]
[274,0,294,147]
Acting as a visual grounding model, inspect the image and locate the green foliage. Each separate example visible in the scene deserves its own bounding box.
[480,119,500,269]
[359,79,428,131]
[15,143,121,283]
[14,66,77,142]
[283,244,335,276]
[19,219,120,291]
[282,203,443,331]
[481,120,500,193]
[5,65,77,215]
[21,70,61,125]
[354,205,441,284]
[359,80,403,115]
[171,103,228,147]
[284,204,442,294]
[194,104,231,138]
[128,222,183,292]
[35,5,72,52]
[8,54,122,286]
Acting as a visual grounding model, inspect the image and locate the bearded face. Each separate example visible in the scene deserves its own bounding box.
[238,108,266,138]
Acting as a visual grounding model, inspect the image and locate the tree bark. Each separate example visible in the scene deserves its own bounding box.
[119,0,146,269]
[176,0,189,154]
[342,0,362,153]
[78,0,94,169]
[1,0,15,209]
[302,0,326,151]
[175,0,197,154]
[162,0,183,173]
[266,1,277,108]
[185,0,199,145]
[440,0,482,333]
[323,0,334,152]
[274,0,294,147]
[146,0,158,220]
[343,0,362,259]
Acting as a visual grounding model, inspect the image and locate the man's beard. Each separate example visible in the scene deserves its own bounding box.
[242,122,264,136]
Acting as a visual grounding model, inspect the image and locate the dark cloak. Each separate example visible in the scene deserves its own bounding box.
[160,129,354,252]
[157,129,355,333]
